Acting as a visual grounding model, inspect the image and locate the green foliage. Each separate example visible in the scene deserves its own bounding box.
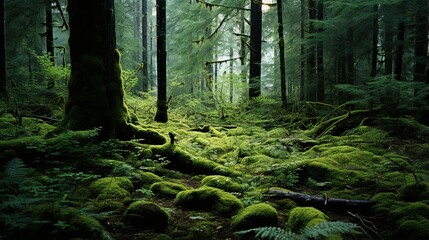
[235,221,360,240]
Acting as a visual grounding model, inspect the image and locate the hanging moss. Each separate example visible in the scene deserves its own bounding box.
[174,186,243,216]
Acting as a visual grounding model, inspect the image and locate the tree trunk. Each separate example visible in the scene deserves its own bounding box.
[154,0,168,123]
[45,0,54,64]
[249,0,262,99]
[316,0,324,102]
[370,4,379,78]
[0,0,6,100]
[229,47,234,103]
[384,21,393,76]
[300,0,305,101]
[239,10,247,99]
[394,21,405,81]
[413,0,429,124]
[307,0,316,101]
[63,0,134,139]
[142,0,149,92]
[277,0,287,108]
[345,26,354,86]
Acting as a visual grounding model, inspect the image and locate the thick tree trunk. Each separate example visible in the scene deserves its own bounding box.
[240,10,247,99]
[0,0,7,100]
[384,22,393,76]
[394,21,405,81]
[63,0,136,140]
[154,0,168,123]
[277,0,287,108]
[249,0,262,99]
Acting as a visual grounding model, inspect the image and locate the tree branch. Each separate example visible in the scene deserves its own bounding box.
[54,0,69,31]
[205,57,241,65]
[196,0,250,11]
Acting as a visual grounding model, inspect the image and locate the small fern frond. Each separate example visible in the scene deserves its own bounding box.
[235,226,303,240]
[5,158,30,181]
[303,221,360,238]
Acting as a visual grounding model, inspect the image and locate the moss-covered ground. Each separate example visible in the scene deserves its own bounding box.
[0,95,428,239]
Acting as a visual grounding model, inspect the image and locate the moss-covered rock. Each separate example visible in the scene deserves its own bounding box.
[201,175,243,193]
[150,181,189,198]
[287,207,328,232]
[231,203,278,231]
[89,177,133,200]
[174,186,243,216]
[132,170,163,188]
[395,219,429,240]
[390,202,429,220]
[241,154,274,165]
[398,182,429,202]
[122,200,170,232]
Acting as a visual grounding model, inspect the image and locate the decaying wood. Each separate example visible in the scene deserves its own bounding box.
[265,188,376,214]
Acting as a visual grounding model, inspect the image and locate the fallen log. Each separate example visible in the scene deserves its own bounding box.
[265,188,376,214]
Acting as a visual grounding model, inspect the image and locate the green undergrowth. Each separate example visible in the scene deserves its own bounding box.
[0,100,428,239]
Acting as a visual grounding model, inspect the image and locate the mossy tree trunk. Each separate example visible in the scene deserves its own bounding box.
[63,0,133,139]
[249,0,262,99]
[154,0,168,123]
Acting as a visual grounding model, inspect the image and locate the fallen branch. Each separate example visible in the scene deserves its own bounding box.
[265,188,376,214]
[20,114,60,124]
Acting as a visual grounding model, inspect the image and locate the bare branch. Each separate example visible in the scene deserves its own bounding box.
[196,0,250,11]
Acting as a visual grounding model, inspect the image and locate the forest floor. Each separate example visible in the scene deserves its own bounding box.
[0,95,428,240]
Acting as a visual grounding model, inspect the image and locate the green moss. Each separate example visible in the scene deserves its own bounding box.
[123,200,170,232]
[390,202,429,220]
[88,199,124,212]
[396,219,429,240]
[231,203,278,230]
[68,214,103,237]
[174,186,243,216]
[151,144,239,176]
[241,154,274,165]
[89,177,133,200]
[150,181,189,198]
[132,170,163,188]
[399,182,429,202]
[286,207,328,232]
[201,175,243,193]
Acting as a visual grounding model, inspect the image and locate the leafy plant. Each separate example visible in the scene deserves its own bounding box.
[235,221,360,240]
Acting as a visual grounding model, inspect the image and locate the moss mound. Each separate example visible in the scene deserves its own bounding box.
[395,219,429,240]
[150,181,189,198]
[122,200,170,232]
[151,144,239,176]
[132,170,163,188]
[398,182,429,202]
[231,203,278,231]
[89,177,133,200]
[201,175,243,193]
[174,186,243,216]
[287,207,328,232]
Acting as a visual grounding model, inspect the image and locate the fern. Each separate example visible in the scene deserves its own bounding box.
[235,221,360,240]
[302,221,360,238]
[4,158,30,182]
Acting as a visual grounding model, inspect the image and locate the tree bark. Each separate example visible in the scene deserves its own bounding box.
[316,0,324,102]
[277,0,287,108]
[265,189,376,214]
[142,0,149,92]
[249,0,262,99]
[370,4,379,78]
[0,0,7,100]
[307,0,316,101]
[63,0,160,141]
[45,0,54,64]
[394,21,405,81]
[154,0,168,123]
[300,0,305,101]
[229,47,234,103]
